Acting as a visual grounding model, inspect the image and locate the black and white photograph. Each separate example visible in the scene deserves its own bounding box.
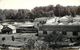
[0,0,80,50]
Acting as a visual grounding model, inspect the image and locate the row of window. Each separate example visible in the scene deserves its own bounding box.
[63,31,79,36]
[39,31,80,36]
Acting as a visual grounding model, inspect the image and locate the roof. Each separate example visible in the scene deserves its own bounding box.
[45,17,59,25]
[73,15,80,19]
[18,22,34,27]
[8,25,16,29]
[13,22,34,27]
[2,23,9,25]
[72,22,80,25]
[73,15,80,22]
[34,17,49,22]
[45,22,58,25]
[59,16,69,22]
[58,23,65,25]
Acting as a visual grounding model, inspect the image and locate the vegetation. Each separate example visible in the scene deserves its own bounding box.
[0,4,80,21]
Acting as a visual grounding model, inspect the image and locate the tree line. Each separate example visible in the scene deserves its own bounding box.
[0,4,80,21]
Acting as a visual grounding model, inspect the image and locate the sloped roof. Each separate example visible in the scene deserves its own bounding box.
[73,15,80,19]
[18,22,34,27]
[45,22,58,25]
[45,17,59,25]
[68,23,73,25]
[46,18,56,23]
[59,16,69,22]
[2,23,9,25]
[34,17,49,22]
[73,15,80,22]
[72,22,80,25]
[8,24,16,29]
[58,23,65,25]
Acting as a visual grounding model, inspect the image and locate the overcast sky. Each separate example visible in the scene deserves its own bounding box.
[0,0,80,10]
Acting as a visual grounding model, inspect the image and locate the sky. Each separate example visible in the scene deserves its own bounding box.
[0,0,80,10]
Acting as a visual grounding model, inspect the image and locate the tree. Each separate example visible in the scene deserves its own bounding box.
[3,9,18,19]
[31,5,55,18]
[77,6,80,15]
[15,9,30,21]
[54,4,66,17]
[0,9,6,21]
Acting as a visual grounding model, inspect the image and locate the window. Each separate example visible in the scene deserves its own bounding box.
[73,31,78,36]
[63,31,66,35]
[43,31,47,34]
[12,36,15,41]
[52,31,56,34]
[2,37,5,41]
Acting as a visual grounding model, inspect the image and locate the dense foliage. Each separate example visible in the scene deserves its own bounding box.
[0,4,80,21]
